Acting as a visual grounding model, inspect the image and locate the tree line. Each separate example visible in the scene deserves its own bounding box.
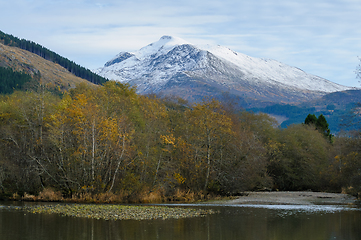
[0,81,360,201]
[0,30,107,85]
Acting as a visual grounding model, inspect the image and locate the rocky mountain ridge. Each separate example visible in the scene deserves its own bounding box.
[95,36,353,107]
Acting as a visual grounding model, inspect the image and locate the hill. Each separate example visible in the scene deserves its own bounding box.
[0,42,93,92]
[0,30,107,85]
[251,89,361,133]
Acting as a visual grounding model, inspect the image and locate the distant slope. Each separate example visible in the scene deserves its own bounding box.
[0,30,107,85]
[0,42,93,91]
[252,89,361,133]
[95,36,353,107]
[310,89,361,108]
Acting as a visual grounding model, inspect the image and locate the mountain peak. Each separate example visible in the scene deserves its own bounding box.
[95,36,354,107]
[136,35,192,59]
[158,35,190,45]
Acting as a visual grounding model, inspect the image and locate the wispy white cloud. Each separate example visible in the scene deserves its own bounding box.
[1,0,360,86]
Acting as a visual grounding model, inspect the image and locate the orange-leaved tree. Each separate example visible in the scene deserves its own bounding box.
[185,99,233,191]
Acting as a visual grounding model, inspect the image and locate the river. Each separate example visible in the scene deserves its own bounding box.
[0,202,360,240]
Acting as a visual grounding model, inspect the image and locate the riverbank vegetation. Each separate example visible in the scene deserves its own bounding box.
[0,81,360,202]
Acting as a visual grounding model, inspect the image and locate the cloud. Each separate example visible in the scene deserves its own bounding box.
[1,0,361,86]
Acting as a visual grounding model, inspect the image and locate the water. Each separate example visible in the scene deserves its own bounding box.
[0,202,360,240]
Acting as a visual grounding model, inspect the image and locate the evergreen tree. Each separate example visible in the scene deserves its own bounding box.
[304,114,333,142]
[316,114,329,134]
[304,113,317,125]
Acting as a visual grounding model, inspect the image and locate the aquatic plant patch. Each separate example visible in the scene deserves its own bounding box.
[23,204,216,221]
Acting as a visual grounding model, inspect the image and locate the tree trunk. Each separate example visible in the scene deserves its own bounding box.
[204,131,211,191]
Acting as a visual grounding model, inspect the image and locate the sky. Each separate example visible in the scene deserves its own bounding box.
[1,0,361,87]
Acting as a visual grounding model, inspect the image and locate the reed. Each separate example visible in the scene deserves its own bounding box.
[139,188,164,203]
[37,188,63,201]
[10,187,215,204]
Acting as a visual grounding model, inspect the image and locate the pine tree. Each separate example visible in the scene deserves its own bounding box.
[304,114,333,142]
[304,114,317,125]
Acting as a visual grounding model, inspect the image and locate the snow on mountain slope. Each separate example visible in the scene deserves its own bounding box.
[202,45,346,93]
[95,36,353,105]
[96,36,205,88]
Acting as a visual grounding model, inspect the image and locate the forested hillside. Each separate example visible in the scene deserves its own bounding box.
[0,66,33,94]
[0,41,96,93]
[251,90,361,133]
[0,30,107,85]
[0,81,360,202]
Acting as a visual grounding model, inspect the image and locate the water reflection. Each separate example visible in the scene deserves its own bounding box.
[0,202,360,240]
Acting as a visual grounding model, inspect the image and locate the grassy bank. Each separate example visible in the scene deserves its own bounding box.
[7,187,218,204]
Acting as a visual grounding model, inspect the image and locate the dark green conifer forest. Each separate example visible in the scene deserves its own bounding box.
[0,66,32,94]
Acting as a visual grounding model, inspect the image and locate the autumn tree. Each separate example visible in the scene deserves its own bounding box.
[133,95,171,192]
[43,82,136,195]
[330,134,361,196]
[182,99,234,191]
[0,90,59,195]
[267,124,331,190]
[215,111,272,193]
[2,80,360,200]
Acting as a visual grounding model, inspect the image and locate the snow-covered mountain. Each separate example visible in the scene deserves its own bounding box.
[95,36,353,106]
